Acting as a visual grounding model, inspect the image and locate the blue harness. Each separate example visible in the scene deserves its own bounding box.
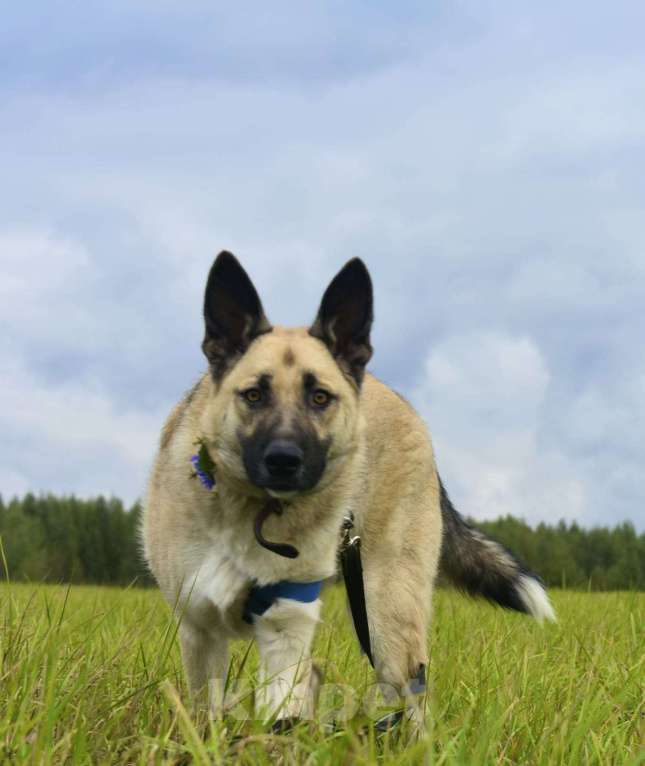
[243,579,322,623]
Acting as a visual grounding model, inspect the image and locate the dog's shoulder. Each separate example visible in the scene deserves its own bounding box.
[361,373,423,428]
[159,375,207,451]
[360,373,433,468]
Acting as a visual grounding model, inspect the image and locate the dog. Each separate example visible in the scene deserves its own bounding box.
[142,252,555,729]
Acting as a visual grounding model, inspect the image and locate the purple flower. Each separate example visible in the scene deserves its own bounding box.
[191,453,215,490]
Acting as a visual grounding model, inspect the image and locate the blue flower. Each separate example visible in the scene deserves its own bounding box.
[191,453,216,490]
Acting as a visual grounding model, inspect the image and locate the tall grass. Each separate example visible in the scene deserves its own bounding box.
[1,582,643,764]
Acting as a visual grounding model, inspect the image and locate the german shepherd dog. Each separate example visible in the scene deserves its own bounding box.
[142,252,555,730]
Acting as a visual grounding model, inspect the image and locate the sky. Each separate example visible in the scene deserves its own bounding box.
[2,2,644,530]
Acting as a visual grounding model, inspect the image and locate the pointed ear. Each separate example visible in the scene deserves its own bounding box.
[202,251,271,379]
[309,258,373,386]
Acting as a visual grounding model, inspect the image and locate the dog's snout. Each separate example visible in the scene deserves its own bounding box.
[242,426,328,493]
[263,440,303,478]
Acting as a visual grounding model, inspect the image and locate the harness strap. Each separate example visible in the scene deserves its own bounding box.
[243,579,322,623]
[340,514,374,667]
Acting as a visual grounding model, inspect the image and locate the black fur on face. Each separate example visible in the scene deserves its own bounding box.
[239,414,330,494]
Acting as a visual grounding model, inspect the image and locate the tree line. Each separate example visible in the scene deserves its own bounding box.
[476,515,645,591]
[0,493,643,589]
[0,493,153,586]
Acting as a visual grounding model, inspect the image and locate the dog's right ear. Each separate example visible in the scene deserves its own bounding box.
[202,251,271,379]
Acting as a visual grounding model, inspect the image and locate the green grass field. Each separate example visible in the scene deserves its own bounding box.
[1,583,643,765]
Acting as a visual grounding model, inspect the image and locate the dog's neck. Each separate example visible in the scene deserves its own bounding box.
[253,498,299,559]
[190,449,300,558]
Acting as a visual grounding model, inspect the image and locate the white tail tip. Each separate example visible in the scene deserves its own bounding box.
[517,575,557,623]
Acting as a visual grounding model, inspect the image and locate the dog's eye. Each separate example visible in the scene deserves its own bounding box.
[243,388,263,404]
[311,389,331,408]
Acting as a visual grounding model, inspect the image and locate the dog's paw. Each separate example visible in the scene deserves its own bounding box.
[270,717,301,734]
[373,709,405,733]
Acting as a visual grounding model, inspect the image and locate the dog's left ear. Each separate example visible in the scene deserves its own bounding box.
[202,251,272,379]
[309,258,373,387]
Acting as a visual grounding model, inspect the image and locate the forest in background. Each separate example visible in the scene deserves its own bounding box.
[0,493,643,590]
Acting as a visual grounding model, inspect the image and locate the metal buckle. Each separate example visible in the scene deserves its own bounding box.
[341,514,359,548]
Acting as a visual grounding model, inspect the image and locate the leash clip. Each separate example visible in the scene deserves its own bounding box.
[341,513,360,547]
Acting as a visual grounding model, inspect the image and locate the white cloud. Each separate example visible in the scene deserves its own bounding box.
[412,332,588,524]
[0,358,166,504]
[0,228,93,339]
[420,333,549,414]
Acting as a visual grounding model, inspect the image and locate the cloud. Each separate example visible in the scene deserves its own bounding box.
[412,330,644,528]
[411,332,586,524]
[0,356,165,503]
[1,228,94,360]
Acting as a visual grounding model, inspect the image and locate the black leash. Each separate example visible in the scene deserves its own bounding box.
[340,514,374,668]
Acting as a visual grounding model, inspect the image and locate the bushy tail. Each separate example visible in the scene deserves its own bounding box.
[438,478,556,622]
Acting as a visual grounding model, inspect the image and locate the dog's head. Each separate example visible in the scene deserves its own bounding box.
[200,251,373,498]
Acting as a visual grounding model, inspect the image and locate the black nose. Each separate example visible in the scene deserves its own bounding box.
[263,440,303,479]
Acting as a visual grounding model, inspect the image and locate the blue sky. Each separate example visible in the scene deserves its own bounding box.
[2,2,644,529]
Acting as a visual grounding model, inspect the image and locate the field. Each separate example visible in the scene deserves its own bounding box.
[0,583,643,765]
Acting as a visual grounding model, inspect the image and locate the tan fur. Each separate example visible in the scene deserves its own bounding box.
[143,325,442,723]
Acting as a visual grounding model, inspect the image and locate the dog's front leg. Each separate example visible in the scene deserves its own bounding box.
[360,509,439,735]
[179,621,230,718]
[253,597,321,723]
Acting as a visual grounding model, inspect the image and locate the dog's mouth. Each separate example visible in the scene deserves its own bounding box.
[266,488,299,500]
[250,476,320,499]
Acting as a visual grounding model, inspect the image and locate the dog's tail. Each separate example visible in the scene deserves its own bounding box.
[438,478,556,622]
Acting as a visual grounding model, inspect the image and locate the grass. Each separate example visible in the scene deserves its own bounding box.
[0,582,643,765]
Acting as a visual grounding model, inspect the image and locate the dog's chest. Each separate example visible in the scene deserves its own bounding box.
[184,547,246,614]
[178,500,342,632]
